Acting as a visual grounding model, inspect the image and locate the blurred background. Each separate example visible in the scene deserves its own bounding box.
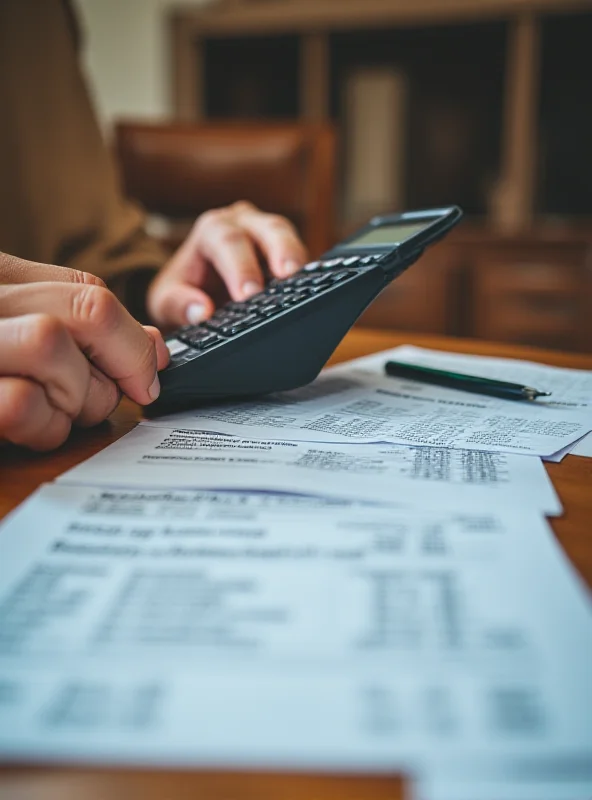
[76,0,592,351]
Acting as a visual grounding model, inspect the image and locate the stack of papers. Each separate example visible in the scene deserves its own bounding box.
[335,345,592,462]
[140,348,592,458]
[57,427,562,515]
[1,345,591,799]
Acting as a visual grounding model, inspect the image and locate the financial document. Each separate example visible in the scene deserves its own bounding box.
[58,426,561,515]
[355,345,592,460]
[0,485,590,772]
[571,434,592,458]
[413,754,592,800]
[355,345,592,410]
[141,362,592,458]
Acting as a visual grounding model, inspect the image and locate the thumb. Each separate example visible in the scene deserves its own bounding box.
[147,278,216,330]
[143,325,171,371]
[0,252,106,287]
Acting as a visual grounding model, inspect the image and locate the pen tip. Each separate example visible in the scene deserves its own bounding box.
[523,387,552,400]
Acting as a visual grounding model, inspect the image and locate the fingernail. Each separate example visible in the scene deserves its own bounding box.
[282,259,300,276]
[242,280,261,298]
[186,303,206,325]
[149,373,161,401]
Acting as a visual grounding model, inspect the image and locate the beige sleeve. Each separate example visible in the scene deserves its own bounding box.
[0,0,168,317]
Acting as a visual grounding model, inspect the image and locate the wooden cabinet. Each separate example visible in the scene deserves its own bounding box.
[356,229,592,352]
[470,243,591,350]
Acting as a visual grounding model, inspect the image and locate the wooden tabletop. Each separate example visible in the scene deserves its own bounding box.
[1,328,591,800]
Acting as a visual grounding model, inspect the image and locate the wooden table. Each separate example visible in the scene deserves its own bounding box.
[1,329,591,800]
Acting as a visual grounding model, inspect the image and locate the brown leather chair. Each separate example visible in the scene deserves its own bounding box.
[114,121,336,258]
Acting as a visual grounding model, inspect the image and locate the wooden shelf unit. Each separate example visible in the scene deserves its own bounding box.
[170,0,591,229]
[167,0,592,350]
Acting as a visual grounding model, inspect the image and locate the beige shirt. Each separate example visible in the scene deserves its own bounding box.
[0,0,166,315]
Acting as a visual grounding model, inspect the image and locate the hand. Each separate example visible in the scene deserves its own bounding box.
[0,254,169,451]
[147,201,308,329]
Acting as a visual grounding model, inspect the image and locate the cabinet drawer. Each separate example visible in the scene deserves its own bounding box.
[471,256,585,349]
[475,259,580,295]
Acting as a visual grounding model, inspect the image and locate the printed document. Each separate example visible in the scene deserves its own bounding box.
[571,434,592,458]
[353,345,592,410]
[413,754,592,800]
[141,364,592,458]
[354,345,592,460]
[0,485,590,771]
[58,426,561,515]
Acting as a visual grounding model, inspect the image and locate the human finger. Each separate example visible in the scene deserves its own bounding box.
[192,209,267,301]
[0,377,72,451]
[0,314,91,418]
[143,325,171,370]
[0,252,107,288]
[234,205,308,278]
[0,283,161,406]
[75,364,121,428]
[146,272,216,330]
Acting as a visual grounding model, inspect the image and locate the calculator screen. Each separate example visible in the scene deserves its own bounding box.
[344,221,431,248]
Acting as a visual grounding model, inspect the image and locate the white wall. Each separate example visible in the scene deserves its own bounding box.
[74,0,211,129]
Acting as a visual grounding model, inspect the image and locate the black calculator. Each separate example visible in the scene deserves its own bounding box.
[148,206,463,415]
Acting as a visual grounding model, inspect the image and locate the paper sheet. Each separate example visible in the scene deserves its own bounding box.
[412,754,592,800]
[355,345,592,409]
[355,345,592,461]
[141,363,592,458]
[57,426,561,515]
[0,485,590,770]
[571,434,592,458]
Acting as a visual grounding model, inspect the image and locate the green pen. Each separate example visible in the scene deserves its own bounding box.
[384,360,552,402]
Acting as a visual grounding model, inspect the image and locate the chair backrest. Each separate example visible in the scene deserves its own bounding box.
[114,121,336,258]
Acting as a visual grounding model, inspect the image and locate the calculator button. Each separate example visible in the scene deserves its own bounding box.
[291,289,312,302]
[198,335,224,349]
[219,314,260,335]
[244,294,268,308]
[176,327,202,343]
[341,256,361,266]
[278,295,300,308]
[310,274,335,286]
[209,313,259,335]
[177,324,202,336]
[320,258,343,269]
[270,276,300,287]
[257,303,284,317]
[204,317,234,332]
[303,260,321,271]
[360,255,377,264]
[178,328,224,350]
[209,309,240,321]
[328,270,354,283]
[293,274,314,286]
[220,317,261,336]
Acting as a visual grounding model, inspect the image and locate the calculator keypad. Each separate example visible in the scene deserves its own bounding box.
[175,265,358,353]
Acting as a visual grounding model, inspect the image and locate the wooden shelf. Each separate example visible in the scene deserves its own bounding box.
[170,0,592,232]
[167,0,592,350]
[170,0,591,36]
